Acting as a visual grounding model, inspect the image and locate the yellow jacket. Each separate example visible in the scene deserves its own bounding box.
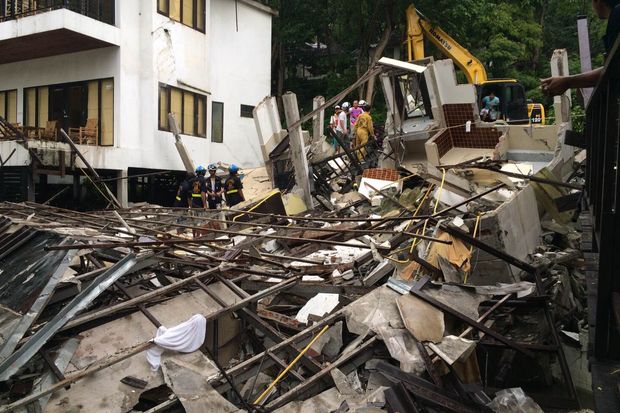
[355,112,374,137]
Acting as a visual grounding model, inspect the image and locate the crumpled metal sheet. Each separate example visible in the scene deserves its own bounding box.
[0,252,153,381]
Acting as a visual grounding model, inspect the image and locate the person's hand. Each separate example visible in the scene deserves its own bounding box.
[540,77,569,96]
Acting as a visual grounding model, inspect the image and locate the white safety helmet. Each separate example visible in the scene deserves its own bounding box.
[341,102,351,109]
[358,100,367,107]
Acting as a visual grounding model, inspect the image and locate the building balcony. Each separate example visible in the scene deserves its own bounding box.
[0,0,119,64]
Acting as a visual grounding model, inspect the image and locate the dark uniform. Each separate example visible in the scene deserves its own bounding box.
[175,178,191,207]
[206,175,223,209]
[224,174,244,207]
[189,175,207,208]
[604,5,620,54]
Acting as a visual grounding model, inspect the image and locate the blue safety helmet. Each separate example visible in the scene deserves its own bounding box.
[229,164,239,173]
[207,163,217,171]
[195,165,206,175]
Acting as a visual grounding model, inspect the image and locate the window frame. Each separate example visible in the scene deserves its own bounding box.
[211,101,224,143]
[23,78,114,146]
[240,104,255,119]
[0,89,18,124]
[157,0,206,33]
[158,83,207,138]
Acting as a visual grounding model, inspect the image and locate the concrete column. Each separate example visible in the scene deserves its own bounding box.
[577,17,593,105]
[312,96,325,145]
[26,167,36,202]
[72,173,81,204]
[253,96,287,185]
[117,169,129,208]
[282,92,314,210]
[551,49,572,126]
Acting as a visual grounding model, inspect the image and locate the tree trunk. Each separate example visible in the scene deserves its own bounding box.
[531,0,548,72]
[364,5,394,103]
[276,42,285,111]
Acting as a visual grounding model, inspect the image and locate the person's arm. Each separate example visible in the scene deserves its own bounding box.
[541,68,603,96]
[201,181,207,208]
[237,178,245,202]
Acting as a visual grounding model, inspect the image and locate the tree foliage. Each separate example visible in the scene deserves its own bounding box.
[266,0,609,118]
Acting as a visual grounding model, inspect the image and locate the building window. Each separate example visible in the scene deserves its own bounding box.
[0,89,17,124]
[158,84,207,138]
[23,78,114,145]
[240,104,255,119]
[212,102,224,143]
[158,0,206,32]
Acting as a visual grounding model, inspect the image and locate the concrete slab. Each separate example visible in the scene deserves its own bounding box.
[46,283,241,413]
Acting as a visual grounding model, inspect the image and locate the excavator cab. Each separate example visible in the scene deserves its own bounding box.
[477,81,530,125]
[407,4,544,125]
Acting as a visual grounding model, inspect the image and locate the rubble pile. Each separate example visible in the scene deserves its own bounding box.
[0,155,591,412]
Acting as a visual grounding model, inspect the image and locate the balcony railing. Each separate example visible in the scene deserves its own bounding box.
[583,31,620,380]
[0,0,114,25]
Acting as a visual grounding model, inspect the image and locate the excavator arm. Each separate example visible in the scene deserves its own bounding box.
[406,4,488,84]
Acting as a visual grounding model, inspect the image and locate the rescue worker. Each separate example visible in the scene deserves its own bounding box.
[191,165,208,209]
[338,102,350,150]
[173,172,194,234]
[174,172,194,208]
[354,103,374,160]
[206,163,224,209]
[224,164,245,207]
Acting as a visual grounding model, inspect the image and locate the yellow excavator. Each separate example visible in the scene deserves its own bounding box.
[405,4,545,124]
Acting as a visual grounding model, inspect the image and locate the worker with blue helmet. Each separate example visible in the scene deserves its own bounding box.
[206,163,224,209]
[224,164,244,207]
[189,165,207,208]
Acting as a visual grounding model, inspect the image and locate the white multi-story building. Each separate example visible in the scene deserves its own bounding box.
[0,0,275,206]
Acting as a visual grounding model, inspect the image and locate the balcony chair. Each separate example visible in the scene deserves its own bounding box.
[69,118,98,145]
[39,120,58,141]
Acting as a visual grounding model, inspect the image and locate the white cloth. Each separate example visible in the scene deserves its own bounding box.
[146,314,207,370]
[337,111,348,134]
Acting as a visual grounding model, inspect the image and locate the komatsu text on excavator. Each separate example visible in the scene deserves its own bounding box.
[406,4,545,125]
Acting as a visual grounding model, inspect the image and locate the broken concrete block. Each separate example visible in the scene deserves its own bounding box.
[330,368,363,396]
[273,387,346,413]
[426,284,490,321]
[427,335,476,365]
[161,353,239,413]
[310,321,343,358]
[241,372,273,402]
[378,328,425,375]
[396,294,445,343]
[345,286,405,336]
[363,260,394,286]
[487,387,544,413]
[296,293,340,324]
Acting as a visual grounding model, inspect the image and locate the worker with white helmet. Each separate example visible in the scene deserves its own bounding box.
[338,102,350,150]
[206,163,224,209]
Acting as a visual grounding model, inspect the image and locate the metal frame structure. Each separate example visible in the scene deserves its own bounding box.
[582,35,620,412]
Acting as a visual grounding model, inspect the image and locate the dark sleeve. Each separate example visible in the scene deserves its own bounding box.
[235,177,243,189]
[607,6,620,53]
[200,177,207,192]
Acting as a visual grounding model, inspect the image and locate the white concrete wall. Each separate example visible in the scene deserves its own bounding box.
[207,0,272,168]
[0,0,272,171]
